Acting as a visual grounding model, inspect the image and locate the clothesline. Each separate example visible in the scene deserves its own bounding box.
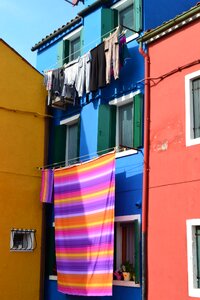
[43,25,125,73]
[37,145,142,170]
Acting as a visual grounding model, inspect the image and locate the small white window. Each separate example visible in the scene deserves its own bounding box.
[63,26,83,63]
[111,0,138,42]
[10,229,36,252]
[113,214,140,287]
[60,114,80,165]
[185,70,200,146]
[186,219,200,297]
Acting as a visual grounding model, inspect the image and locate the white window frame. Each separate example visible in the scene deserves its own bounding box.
[186,219,200,297]
[109,91,140,157]
[60,114,80,165]
[10,229,36,252]
[111,0,138,43]
[63,26,83,61]
[113,214,140,287]
[185,70,200,147]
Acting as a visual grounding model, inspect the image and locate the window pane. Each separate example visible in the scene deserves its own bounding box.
[71,37,80,61]
[192,78,200,139]
[119,5,134,38]
[68,123,78,162]
[119,103,133,148]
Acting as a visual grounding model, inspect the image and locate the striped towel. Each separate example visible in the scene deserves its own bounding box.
[40,169,54,203]
[54,152,115,296]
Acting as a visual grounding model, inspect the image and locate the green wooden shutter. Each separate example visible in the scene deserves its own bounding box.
[101,8,118,40]
[133,0,142,32]
[57,40,64,67]
[134,220,140,284]
[53,125,66,164]
[97,104,116,154]
[63,39,69,65]
[133,93,143,148]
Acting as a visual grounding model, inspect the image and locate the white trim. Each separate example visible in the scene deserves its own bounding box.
[109,90,140,106]
[63,26,83,41]
[113,280,140,287]
[185,70,200,147]
[112,0,133,10]
[60,114,80,126]
[49,275,57,281]
[186,219,200,297]
[115,214,140,222]
[115,149,137,158]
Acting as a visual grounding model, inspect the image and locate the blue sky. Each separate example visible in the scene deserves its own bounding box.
[0,0,84,67]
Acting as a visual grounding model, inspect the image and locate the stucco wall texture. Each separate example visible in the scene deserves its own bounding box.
[0,40,46,300]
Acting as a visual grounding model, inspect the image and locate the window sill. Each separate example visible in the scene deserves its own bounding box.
[186,137,200,147]
[49,275,57,281]
[115,149,137,158]
[126,33,139,43]
[49,276,140,288]
[113,280,140,287]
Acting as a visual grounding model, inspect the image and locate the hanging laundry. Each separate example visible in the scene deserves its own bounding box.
[104,27,120,84]
[76,51,91,97]
[119,34,131,67]
[63,59,79,105]
[90,42,106,92]
[40,169,54,204]
[44,70,53,105]
[54,152,115,296]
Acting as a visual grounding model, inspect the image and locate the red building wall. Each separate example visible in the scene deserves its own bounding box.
[148,20,200,300]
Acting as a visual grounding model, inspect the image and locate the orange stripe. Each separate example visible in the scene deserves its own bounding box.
[55,209,114,227]
[58,273,112,285]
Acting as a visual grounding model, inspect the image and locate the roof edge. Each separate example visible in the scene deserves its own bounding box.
[78,0,108,17]
[31,16,82,52]
[138,4,200,44]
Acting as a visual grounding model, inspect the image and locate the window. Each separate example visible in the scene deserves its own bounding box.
[60,114,80,165]
[111,0,142,42]
[63,26,83,64]
[97,92,143,156]
[186,219,200,297]
[185,70,200,146]
[118,102,133,148]
[10,229,36,251]
[70,37,80,61]
[113,215,140,287]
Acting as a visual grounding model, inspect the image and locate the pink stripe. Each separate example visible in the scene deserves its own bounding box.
[54,161,114,185]
[56,224,113,236]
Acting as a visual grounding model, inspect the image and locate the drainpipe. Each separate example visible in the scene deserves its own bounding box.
[139,42,150,300]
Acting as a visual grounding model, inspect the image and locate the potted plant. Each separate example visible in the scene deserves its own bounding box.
[121,261,134,281]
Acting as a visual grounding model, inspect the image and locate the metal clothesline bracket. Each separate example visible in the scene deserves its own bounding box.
[121,25,140,34]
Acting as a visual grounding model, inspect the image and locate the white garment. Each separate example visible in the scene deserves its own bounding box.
[75,52,91,97]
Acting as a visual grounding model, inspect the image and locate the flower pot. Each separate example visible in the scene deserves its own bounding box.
[123,272,130,281]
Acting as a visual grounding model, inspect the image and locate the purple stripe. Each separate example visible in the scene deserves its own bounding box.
[57,259,113,272]
[54,195,114,215]
[55,234,114,248]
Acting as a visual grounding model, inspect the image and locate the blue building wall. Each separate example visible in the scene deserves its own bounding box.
[34,1,197,300]
[143,0,197,30]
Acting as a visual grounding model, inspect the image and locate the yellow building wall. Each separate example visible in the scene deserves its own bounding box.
[0,40,47,300]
